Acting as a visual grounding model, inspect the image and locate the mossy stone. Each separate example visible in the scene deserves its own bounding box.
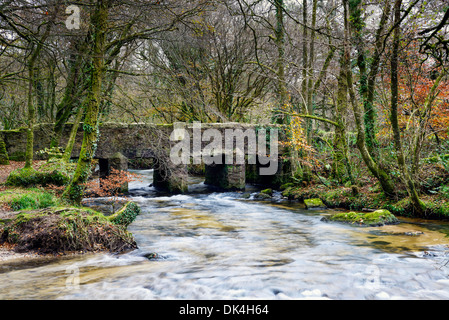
[261,188,273,195]
[304,198,326,209]
[326,209,399,227]
[256,193,271,200]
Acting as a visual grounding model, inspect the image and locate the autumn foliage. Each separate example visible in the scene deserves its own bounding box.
[282,116,317,168]
[382,40,449,141]
[85,168,142,198]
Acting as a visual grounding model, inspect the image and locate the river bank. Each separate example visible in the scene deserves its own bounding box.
[0,190,140,261]
[276,180,449,220]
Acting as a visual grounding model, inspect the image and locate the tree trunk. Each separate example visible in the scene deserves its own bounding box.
[63,0,109,204]
[52,38,87,147]
[306,0,318,127]
[62,104,85,163]
[343,0,395,197]
[24,17,53,168]
[274,0,288,124]
[390,0,425,215]
[301,0,308,112]
[411,70,448,177]
[348,0,391,157]
[24,57,36,169]
[333,53,354,185]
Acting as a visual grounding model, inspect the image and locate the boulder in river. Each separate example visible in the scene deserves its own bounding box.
[304,198,327,210]
[254,192,272,200]
[322,209,399,227]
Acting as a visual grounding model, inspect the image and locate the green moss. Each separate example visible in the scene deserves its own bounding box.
[6,160,75,187]
[417,198,449,219]
[0,188,60,211]
[261,188,273,195]
[6,168,40,187]
[0,136,9,165]
[8,151,26,161]
[0,128,26,134]
[327,209,399,227]
[108,202,141,227]
[304,198,326,209]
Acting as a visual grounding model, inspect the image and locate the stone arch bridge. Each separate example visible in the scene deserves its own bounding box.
[2,122,289,193]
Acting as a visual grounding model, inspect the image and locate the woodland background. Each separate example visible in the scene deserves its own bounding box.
[0,0,449,214]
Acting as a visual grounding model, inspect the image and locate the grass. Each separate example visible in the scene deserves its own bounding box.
[5,160,76,187]
[0,187,63,211]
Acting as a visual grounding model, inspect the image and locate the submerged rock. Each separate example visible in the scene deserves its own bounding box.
[254,192,272,200]
[322,209,399,227]
[142,252,159,260]
[304,198,327,210]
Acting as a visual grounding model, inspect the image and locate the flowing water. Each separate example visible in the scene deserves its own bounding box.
[1,169,449,300]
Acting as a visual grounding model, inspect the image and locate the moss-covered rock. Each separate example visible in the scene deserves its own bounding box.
[261,188,273,196]
[254,192,272,200]
[324,209,399,227]
[304,198,327,210]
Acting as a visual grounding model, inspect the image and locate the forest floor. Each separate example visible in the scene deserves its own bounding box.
[0,161,45,185]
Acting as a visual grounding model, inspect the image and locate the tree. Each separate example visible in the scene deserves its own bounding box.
[63,0,110,203]
[0,2,57,168]
[62,0,214,203]
[343,0,396,196]
[389,0,424,214]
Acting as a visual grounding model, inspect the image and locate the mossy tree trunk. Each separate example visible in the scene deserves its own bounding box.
[390,0,425,215]
[332,53,354,185]
[52,37,89,148]
[24,55,37,169]
[62,104,85,163]
[24,17,54,169]
[343,0,395,197]
[63,0,109,204]
[301,0,319,183]
[348,0,391,158]
[273,0,288,124]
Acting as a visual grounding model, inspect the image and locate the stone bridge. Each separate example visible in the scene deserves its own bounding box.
[1,122,289,193]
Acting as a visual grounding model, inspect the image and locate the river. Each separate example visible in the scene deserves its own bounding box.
[1,169,449,300]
